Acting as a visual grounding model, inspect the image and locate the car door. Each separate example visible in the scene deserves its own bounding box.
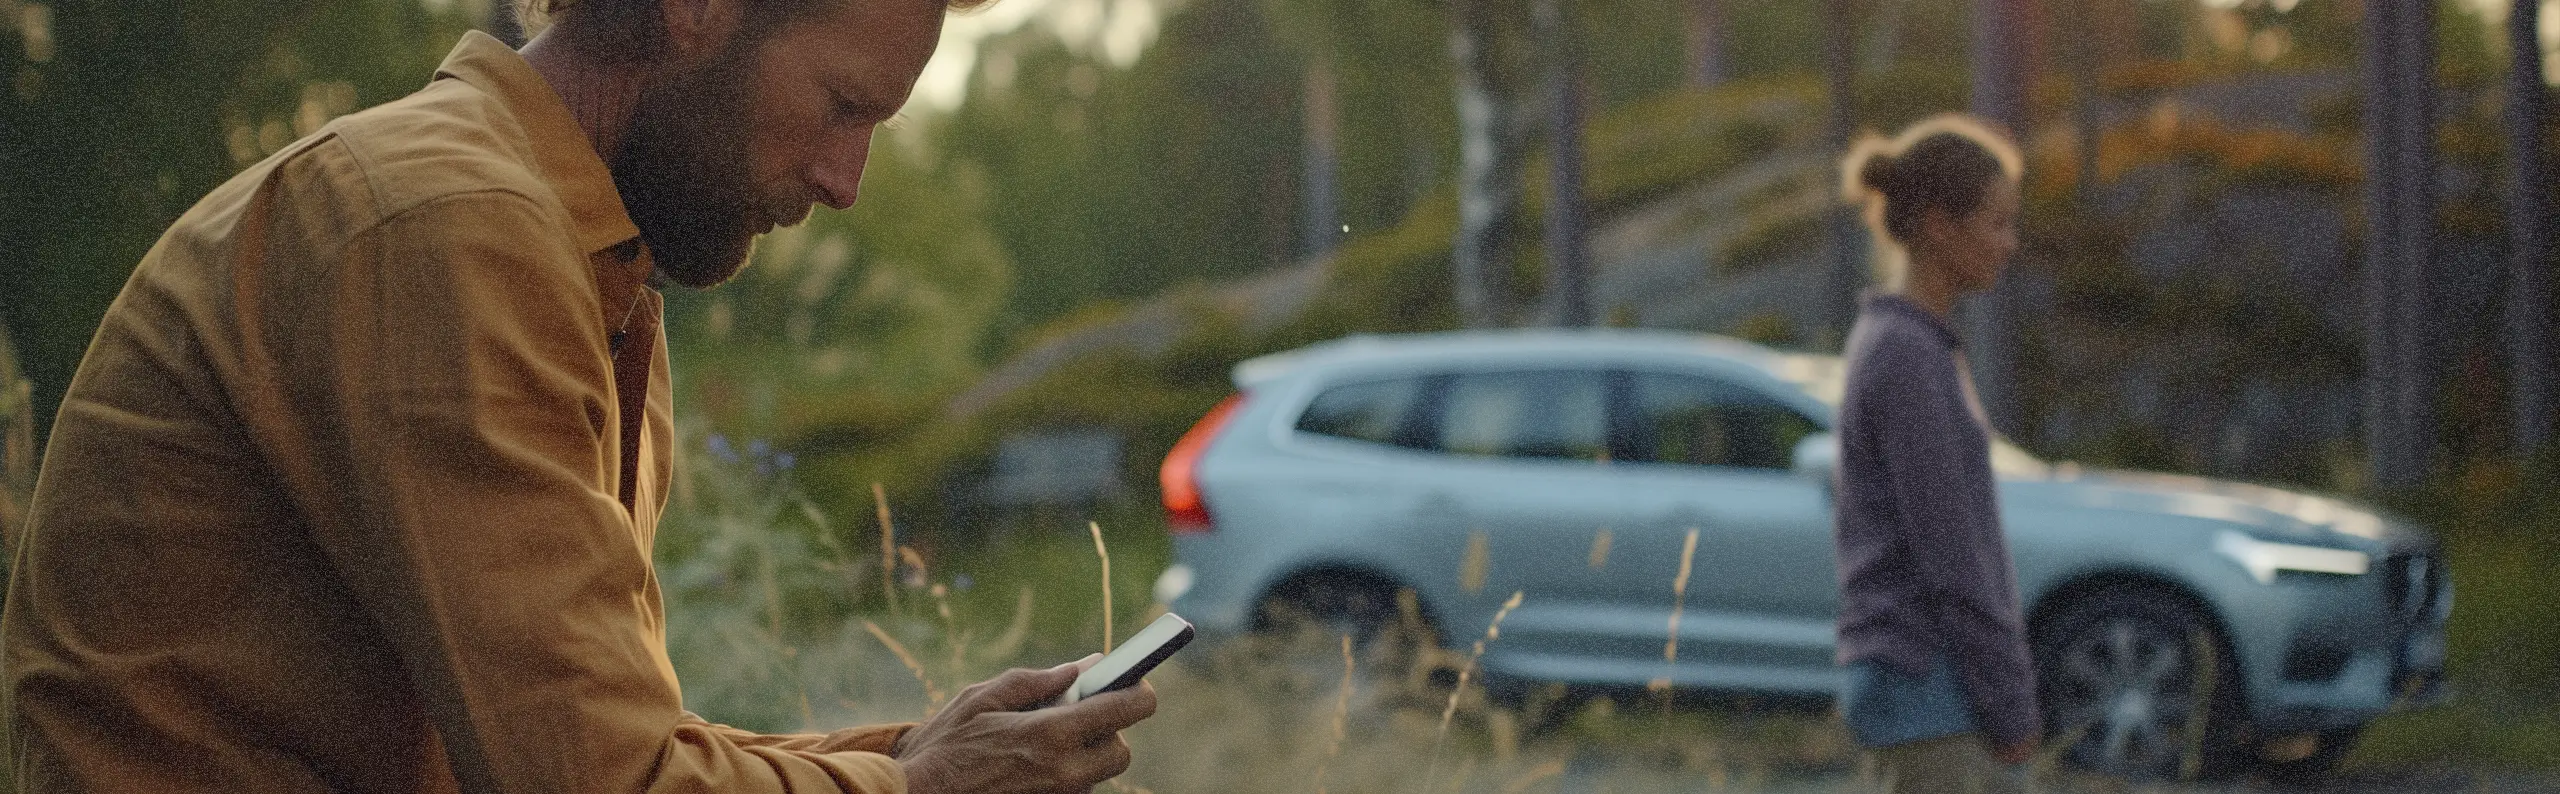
[1393,367,1635,669]
[1605,368,1838,691]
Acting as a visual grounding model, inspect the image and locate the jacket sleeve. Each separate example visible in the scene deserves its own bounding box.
[682,713,916,756]
[1869,342,2042,747]
[266,189,908,793]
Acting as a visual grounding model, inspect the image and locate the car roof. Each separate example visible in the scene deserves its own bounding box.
[1233,329,1842,399]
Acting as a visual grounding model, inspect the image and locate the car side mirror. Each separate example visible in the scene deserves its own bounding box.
[1792,433,1838,492]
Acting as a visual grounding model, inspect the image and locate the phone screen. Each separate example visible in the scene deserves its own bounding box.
[1062,612,1194,705]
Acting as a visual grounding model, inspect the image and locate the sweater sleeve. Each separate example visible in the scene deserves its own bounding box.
[1869,340,2042,747]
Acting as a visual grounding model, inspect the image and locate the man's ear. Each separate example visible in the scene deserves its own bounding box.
[659,0,744,65]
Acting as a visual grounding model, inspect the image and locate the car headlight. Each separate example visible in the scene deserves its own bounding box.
[2215,530,2371,585]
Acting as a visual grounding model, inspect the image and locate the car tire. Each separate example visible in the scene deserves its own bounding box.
[1249,573,1447,698]
[1479,676,1589,736]
[2032,586,2248,782]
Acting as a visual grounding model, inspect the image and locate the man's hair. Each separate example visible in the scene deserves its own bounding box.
[515,0,988,60]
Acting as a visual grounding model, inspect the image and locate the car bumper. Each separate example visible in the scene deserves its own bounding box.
[1161,534,1264,640]
[2244,548,2452,733]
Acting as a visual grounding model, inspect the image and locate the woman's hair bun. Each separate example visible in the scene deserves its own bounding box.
[1838,114,2021,247]
[1858,152,1899,196]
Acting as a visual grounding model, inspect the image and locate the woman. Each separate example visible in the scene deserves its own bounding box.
[1831,114,2040,794]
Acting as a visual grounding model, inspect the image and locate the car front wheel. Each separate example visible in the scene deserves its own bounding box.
[2032,587,2247,781]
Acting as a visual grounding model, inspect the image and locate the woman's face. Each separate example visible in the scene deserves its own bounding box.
[1948,178,2021,292]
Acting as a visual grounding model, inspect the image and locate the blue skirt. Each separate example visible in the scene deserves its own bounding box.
[1840,655,1978,748]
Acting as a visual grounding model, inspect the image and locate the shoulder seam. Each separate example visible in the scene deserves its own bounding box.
[326,83,558,228]
[372,187,554,231]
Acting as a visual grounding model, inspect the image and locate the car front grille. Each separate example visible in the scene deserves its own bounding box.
[2380,550,2446,621]
[2382,548,2451,702]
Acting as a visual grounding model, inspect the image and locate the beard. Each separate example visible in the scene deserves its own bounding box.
[611,43,766,290]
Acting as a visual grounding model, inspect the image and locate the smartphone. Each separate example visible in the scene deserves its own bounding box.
[1056,612,1194,706]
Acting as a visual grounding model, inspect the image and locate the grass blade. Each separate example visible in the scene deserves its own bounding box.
[1091,520,1114,652]
[862,619,945,713]
[872,483,898,614]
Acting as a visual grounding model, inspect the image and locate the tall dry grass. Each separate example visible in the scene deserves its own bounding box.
[659,430,2299,793]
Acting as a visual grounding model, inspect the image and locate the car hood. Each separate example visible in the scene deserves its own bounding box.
[2009,467,2426,551]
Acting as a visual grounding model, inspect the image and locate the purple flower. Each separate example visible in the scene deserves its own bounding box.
[776,452,796,471]
[707,434,738,463]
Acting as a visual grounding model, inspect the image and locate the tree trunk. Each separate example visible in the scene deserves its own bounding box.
[2068,0,2103,203]
[1450,0,1524,328]
[1685,0,1728,89]
[1969,0,2030,133]
[1536,0,1590,327]
[2506,0,2551,457]
[1823,0,1864,350]
[2363,0,2439,489]
[1302,55,1344,260]
[1965,0,2030,437]
[1862,0,1910,75]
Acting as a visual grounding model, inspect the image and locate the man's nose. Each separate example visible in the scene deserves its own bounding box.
[810,127,876,211]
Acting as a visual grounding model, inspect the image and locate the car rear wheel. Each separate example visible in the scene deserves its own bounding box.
[1246,573,1451,700]
[2033,587,2247,782]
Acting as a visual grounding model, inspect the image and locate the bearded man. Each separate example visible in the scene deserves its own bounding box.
[0,0,1156,791]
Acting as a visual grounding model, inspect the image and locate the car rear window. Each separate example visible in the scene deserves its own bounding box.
[1295,377,1428,446]
[1624,372,1820,470]
[1433,370,1610,461]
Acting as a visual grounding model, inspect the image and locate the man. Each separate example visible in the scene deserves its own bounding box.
[0,0,1156,790]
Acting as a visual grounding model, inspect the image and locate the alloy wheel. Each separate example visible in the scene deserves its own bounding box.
[2036,590,2236,781]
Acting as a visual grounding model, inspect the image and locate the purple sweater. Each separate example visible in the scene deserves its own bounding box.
[1832,293,2041,747]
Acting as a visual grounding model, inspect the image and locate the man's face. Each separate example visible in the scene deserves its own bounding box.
[613,0,946,289]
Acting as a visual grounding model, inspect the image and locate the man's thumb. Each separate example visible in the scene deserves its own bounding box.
[985,656,1097,711]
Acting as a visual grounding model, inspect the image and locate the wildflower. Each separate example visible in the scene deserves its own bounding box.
[707,433,738,463]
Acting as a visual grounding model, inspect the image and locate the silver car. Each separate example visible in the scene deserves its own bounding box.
[1153,329,2450,780]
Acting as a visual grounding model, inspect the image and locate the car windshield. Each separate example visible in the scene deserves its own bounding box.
[1765,352,2052,479]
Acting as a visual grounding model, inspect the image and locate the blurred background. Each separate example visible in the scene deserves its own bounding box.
[1,0,2556,790]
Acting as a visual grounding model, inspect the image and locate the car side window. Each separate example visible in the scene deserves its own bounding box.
[1431,370,1610,462]
[1295,376,1429,447]
[1623,372,1820,470]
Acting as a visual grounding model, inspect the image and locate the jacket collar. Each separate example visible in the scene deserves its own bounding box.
[430,31,643,260]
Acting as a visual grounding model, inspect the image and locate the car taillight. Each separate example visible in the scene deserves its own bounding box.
[1162,393,1245,534]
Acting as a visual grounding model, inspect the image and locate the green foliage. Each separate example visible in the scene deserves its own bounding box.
[940,8,1310,335]
[662,133,1015,448]
[659,430,882,731]
[771,79,1816,544]
[0,0,477,443]
[2352,459,2560,769]
[656,419,1179,730]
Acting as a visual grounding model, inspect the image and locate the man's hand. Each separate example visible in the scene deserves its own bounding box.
[1992,736,2038,766]
[892,656,1158,794]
